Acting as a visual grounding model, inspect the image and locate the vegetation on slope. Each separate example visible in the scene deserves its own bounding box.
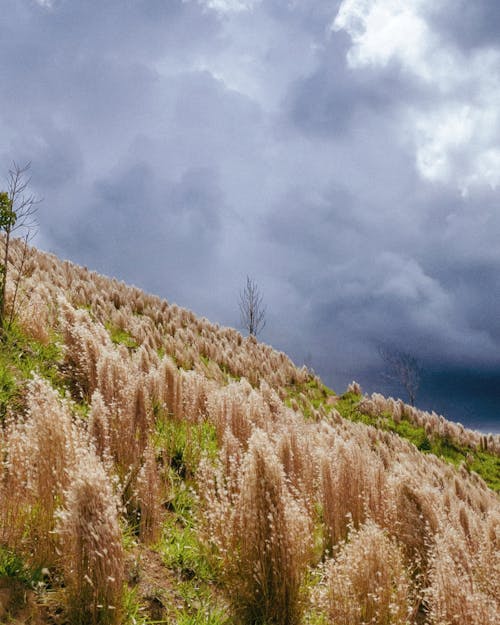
[286,380,500,491]
[0,239,499,625]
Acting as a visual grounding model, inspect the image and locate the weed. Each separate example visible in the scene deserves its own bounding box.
[0,545,43,587]
[106,323,139,350]
[0,321,65,420]
[159,516,215,583]
[155,418,218,481]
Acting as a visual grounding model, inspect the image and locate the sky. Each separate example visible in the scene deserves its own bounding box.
[1,0,500,432]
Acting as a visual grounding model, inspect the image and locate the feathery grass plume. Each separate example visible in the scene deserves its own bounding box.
[159,356,183,419]
[17,287,51,344]
[276,418,318,510]
[314,520,415,625]
[1,376,86,567]
[135,442,162,544]
[96,351,151,469]
[201,428,312,625]
[346,380,362,395]
[320,438,386,551]
[94,350,155,521]
[425,522,500,625]
[56,450,124,625]
[132,382,149,453]
[361,391,500,455]
[88,390,112,462]
[60,301,111,399]
[389,479,438,572]
[181,369,210,422]
[206,379,272,449]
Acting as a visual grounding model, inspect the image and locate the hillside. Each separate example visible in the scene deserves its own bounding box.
[0,238,499,625]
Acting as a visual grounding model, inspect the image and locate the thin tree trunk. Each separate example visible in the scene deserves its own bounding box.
[0,228,11,330]
[8,234,29,330]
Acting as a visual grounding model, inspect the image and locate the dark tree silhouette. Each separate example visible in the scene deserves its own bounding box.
[239,276,266,337]
[379,347,421,406]
[0,162,39,330]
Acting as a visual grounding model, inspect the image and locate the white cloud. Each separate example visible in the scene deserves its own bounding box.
[333,0,500,193]
[333,0,433,78]
[415,103,500,193]
[197,0,261,14]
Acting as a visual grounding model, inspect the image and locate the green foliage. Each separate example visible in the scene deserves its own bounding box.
[0,190,15,230]
[469,451,500,492]
[334,391,364,421]
[0,321,65,420]
[154,418,218,481]
[288,383,500,492]
[285,376,335,419]
[159,516,216,583]
[106,322,139,349]
[175,603,229,625]
[0,361,16,420]
[121,586,150,625]
[0,545,44,587]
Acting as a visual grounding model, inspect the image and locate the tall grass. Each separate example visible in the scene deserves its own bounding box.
[0,376,85,567]
[1,238,499,625]
[201,429,312,625]
[56,450,124,625]
[314,520,415,625]
[425,523,499,625]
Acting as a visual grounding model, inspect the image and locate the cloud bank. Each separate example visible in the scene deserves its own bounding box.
[1,0,499,430]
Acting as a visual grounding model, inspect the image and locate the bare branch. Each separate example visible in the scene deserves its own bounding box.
[7,234,31,330]
[7,161,40,232]
[239,276,266,337]
[0,162,40,329]
[379,346,421,406]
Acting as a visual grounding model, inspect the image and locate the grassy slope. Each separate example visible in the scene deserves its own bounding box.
[285,380,500,492]
[0,260,499,623]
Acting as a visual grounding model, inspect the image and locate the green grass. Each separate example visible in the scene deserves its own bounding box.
[288,384,500,492]
[105,322,139,349]
[336,391,500,491]
[154,418,219,481]
[0,321,65,420]
[285,376,335,419]
[163,525,227,625]
[174,601,228,625]
[150,411,227,624]
[159,514,216,584]
[0,545,44,588]
[122,586,150,625]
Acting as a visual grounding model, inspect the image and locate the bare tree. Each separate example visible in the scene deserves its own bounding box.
[0,162,39,330]
[239,276,266,337]
[379,347,421,406]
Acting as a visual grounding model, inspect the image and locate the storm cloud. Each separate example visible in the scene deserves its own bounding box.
[1,0,499,431]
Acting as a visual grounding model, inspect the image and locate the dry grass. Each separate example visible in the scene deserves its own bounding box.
[314,520,415,625]
[201,429,312,625]
[426,522,499,625]
[1,376,86,567]
[56,450,124,625]
[0,238,499,624]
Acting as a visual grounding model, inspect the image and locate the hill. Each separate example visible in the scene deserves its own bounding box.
[0,239,499,625]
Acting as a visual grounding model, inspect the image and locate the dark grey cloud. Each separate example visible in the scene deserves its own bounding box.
[285,35,429,138]
[57,161,224,305]
[1,0,499,431]
[428,1,500,51]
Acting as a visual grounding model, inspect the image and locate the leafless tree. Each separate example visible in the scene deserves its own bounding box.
[0,162,39,330]
[239,276,266,337]
[379,346,421,406]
